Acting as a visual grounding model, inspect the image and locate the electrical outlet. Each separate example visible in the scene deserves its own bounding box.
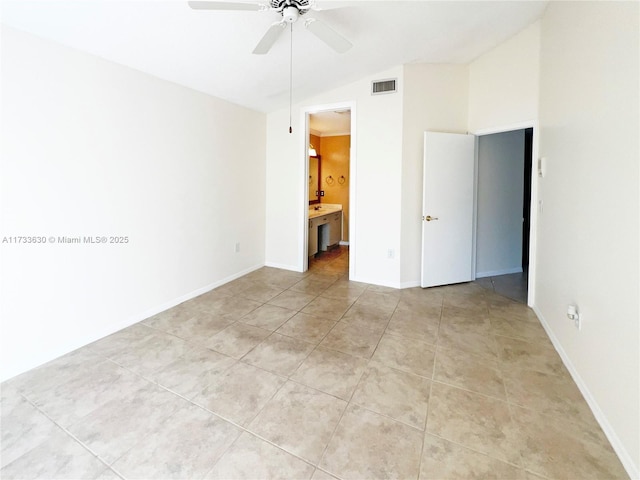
[387,249,395,259]
[235,242,240,253]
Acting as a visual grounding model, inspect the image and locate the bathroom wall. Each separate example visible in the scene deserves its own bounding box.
[310,134,321,151]
[319,135,350,242]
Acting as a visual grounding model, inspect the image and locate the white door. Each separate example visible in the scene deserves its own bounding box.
[421,131,475,288]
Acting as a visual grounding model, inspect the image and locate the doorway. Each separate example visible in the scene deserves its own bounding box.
[474,127,533,303]
[304,105,354,274]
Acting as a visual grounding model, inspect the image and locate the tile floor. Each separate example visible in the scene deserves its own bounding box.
[0,247,628,479]
[474,271,529,304]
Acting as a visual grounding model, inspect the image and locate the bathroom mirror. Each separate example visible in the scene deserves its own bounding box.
[309,155,321,205]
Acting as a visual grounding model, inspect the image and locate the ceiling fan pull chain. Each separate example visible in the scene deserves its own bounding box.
[289,21,293,134]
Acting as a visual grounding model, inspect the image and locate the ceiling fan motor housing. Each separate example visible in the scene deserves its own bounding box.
[272,0,309,23]
[282,6,299,23]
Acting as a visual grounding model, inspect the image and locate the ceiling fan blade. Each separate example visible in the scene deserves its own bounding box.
[188,1,265,11]
[304,18,352,53]
[253,21,287,54]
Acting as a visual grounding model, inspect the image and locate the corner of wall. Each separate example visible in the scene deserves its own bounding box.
[533,305,639,479]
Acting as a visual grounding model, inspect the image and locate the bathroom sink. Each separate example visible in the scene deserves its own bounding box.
[309,204,342,218]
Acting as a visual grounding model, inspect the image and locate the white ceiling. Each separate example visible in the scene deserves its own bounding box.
[1,0,548,115]
[310,109,351,136]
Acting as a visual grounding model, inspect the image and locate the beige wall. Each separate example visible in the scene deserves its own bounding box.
[266,65,404,285]
[267,12,639,474]
[319,135,350,242]
[401,63,469,286]
[468,21,540,132]
[536,2,639,474]
[465,8,639,474]
[1,26,267,381]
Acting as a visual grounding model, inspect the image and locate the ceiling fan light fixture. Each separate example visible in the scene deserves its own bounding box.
[282,5,299,23]
[189,0,352,55]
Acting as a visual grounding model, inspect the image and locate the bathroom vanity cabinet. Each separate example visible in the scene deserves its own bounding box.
[308,220,319,257]
[308,206,342,257]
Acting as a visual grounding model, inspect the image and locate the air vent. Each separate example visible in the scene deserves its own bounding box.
[371,78,397,95]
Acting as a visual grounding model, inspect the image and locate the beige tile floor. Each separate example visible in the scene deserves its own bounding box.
[0,246,627,479]
[474,271,528,304]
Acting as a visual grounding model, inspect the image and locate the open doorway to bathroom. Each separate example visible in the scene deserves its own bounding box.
[305,108,352,275]
[473,127,533,303]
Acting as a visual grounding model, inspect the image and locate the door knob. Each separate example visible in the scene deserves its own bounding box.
[424,215,439,222]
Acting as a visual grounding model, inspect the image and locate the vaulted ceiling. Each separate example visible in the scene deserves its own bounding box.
[1,0,548,113]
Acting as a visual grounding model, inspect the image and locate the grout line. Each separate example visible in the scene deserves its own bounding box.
[419,377,436,477]
[16,395,116,472]
[314,395,351,475]
[7,254,597,480]
[429,378,511,404]
[424,431,526,471]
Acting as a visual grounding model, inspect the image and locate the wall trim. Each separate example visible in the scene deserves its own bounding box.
[475,267,523,278]
[137,262,265,319]
[319,131,351,138]
[301,100,357,280]
[401,280,421,289]
[264,261,302,272]
[472,120,539,308]
[533,306,639,480]
[1,263,264,383]
[351,275,400,289]
[472,120,537,136]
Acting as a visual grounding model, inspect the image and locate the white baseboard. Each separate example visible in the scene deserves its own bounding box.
[138,262,265,322]
[339,241,350,246]
[350,275,400,289]
[349,277,421,290]
[476,267,523,278]
[1,263,265,383]
[264,261,303,273]
[533,306,639,480]
[155,263,265,309]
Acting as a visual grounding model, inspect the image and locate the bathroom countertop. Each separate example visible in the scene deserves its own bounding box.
[308,204,342,219]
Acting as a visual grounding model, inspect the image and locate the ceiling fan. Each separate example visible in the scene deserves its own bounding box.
[188,0,353,54]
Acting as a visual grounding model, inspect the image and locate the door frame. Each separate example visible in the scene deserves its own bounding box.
[301,101,357,279]
[472,121,539,307]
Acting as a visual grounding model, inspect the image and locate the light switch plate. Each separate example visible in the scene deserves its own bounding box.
[538,157,547,177]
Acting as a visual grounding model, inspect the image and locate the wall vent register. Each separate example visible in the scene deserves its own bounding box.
[371,78,397,95]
